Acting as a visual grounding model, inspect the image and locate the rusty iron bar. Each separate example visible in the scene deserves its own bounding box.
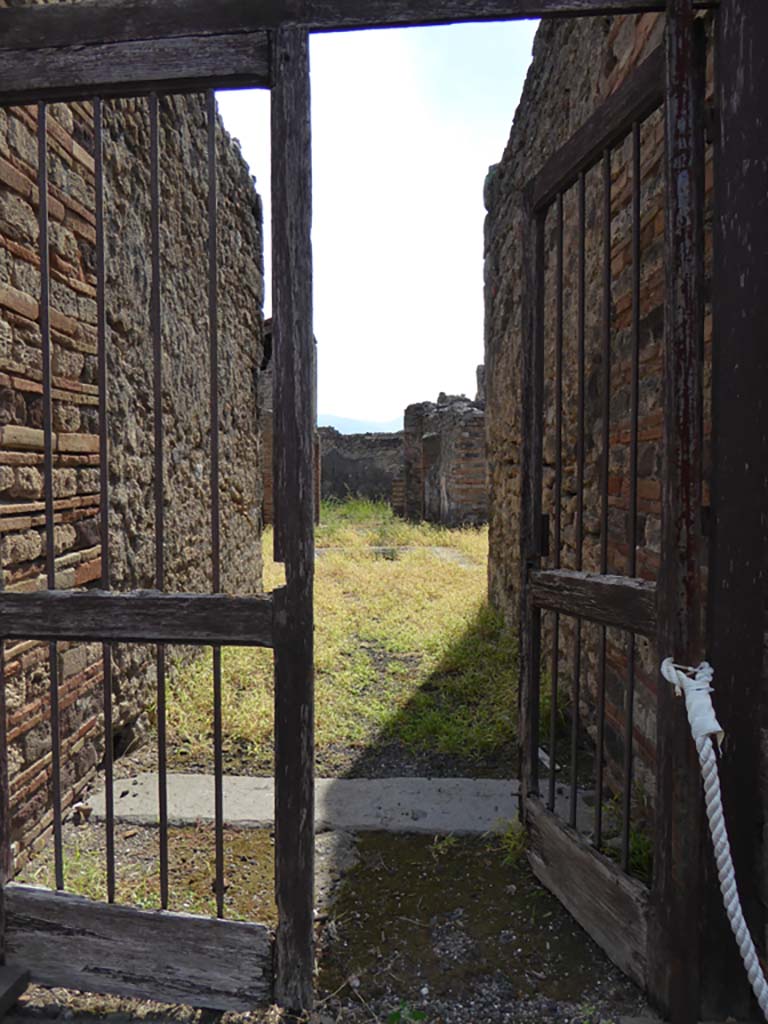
[548,192,565,814]
[94,96,116,903]
[37,102,64,891]
[570,171,586,830]
[518,194,545,813]
[594,147,612,848]
[207,89,225,921]
[621,120,642,872]
[0,645,10,899]
[149,92,169,910]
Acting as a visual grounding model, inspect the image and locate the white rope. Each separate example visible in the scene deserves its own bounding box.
[660,658,768,1020]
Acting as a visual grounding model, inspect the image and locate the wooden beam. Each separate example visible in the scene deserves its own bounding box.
[3,884,272,1011]
[530,46,664,212]
[529,569,657,636]
[704,1,768,1018]
[0,32,270,106]
[0,0,719,50]
[526,797,648,988]
[0,590,274,647]
[271,26,315,1013]
[0,966,29,1019]
[648,2,706,1020]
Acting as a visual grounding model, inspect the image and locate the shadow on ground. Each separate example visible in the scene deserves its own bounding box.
[319,600,518,781]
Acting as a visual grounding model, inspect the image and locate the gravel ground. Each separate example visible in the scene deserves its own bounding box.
[9,817,656,1024]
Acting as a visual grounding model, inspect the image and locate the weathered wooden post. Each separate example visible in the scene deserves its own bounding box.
[650,0,707,1020]
[271,24,316,1012]
[705,1,768,1018]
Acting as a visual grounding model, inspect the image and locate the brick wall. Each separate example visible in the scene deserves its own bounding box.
[404,392,488,528]
[1,85,265,861]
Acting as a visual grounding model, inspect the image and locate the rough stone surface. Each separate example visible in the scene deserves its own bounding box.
[1,66,265,860]
[318,426,403,503]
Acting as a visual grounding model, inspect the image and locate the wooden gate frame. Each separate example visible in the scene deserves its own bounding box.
[518,2,768,1022]
[0,0,763,1018]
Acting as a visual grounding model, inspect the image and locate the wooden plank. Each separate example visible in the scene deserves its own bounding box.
[0,590,274,647]
[529,569,657,636]
[271,26,315,1013]
[526,797,648,988]
[3,884,272,1011]
[0,32,270,107]
[648,2,706,1020]
[0,0,719,50]
[704,2,768,1019]
[518,204,545,808]
[0,966,29,1018]
[531,46,664,212]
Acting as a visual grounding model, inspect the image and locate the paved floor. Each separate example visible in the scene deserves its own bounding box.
[90,772,601,835]
[91,774,521,834]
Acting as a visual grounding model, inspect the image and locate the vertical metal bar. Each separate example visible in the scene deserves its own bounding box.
[149,92,168,911]
[0,646,11,959]
[272,27,315,1011]
[570,171,586,830]
[621,122,642,872]
[628,122,641,585]
[706,3,768,1017]
[519,200,545,817]
[207,90,225,921]
[94,96,115,903]
[594,148,611,847]
[38,103,63,891]
[649,1,706,1018]
[548,192,564,814]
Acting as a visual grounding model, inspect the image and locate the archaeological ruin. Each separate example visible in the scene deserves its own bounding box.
[318,426,403,504]
[402,372,488,527]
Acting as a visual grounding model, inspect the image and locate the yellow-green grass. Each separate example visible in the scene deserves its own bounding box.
[167,500,516,774]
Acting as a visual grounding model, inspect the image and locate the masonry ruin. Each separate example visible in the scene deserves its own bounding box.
[401,370,488,527]
[1,93,265,860]
[318,426,403,504]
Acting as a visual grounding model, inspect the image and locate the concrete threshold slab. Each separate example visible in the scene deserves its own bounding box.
[91,775,519,835]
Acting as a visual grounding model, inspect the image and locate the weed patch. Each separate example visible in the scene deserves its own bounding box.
[166,501,516,776]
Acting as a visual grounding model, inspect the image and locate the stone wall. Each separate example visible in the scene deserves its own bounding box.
[1,87,264,860]
[484,12,713,812]
[404,390,488,528]
[318,426,403,503]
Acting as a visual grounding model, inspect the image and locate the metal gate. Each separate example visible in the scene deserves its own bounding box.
[518,5,763,1022]
[0,12,314,1013]
[0,0,764,1021]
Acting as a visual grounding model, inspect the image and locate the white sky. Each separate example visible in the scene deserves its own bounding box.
[217,21,538,424]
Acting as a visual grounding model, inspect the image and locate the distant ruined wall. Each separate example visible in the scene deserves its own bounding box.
[1,82,265,861]
[404,390,488,528]
[318,426,403,503]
